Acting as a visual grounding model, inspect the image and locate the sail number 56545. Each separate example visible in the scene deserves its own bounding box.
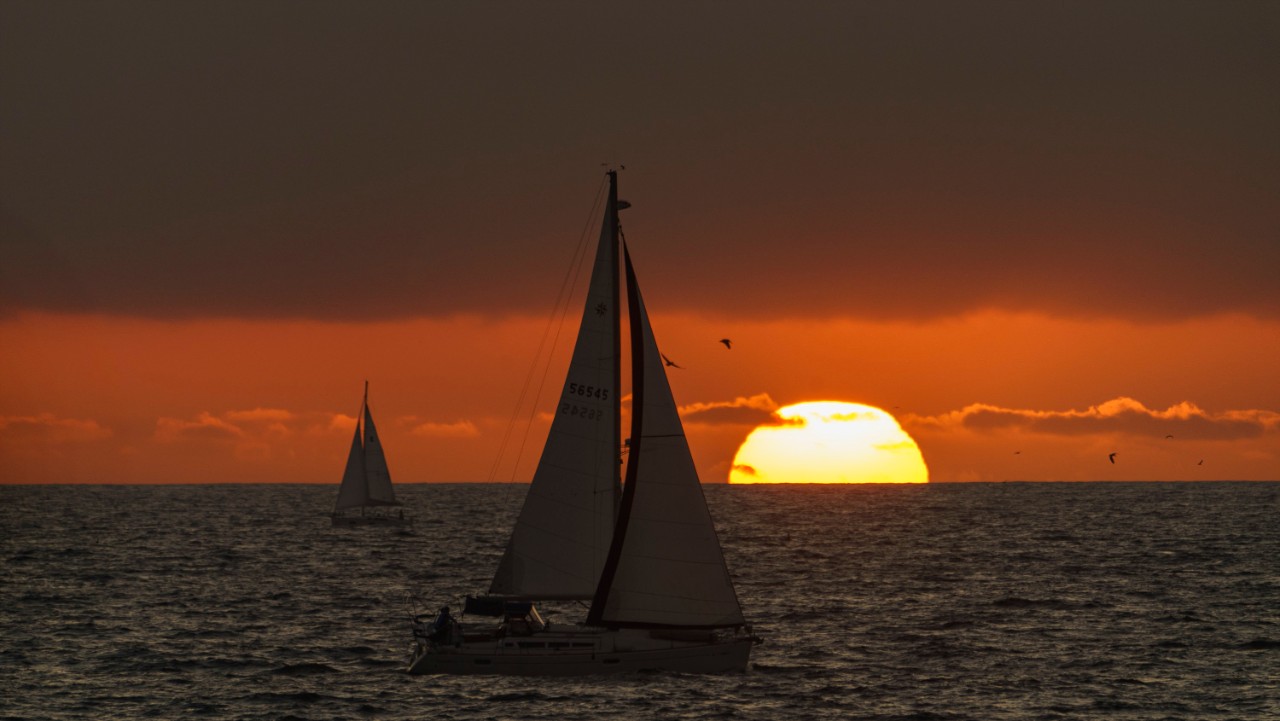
[567,383,609,401]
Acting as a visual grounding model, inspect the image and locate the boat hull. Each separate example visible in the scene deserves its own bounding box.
[407,627,754,676]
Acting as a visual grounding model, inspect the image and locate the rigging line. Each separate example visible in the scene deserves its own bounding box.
[485,175,610,485]
[508,179,608,482]
[488,180,604,484]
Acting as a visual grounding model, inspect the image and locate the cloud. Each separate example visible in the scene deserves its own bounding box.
[148,406,431,470]
[679,394,780,426]
[409,420,480,438]
[3,4,1275,323]
[829,410,889,424]
[152,408,355,452]
[329,414,358,432]
[907,397,1278,441]
[154,412,244,443]
[0,413,113,444]
[224,408,296,423]
[732,464,758,477]
[152,406,482,465]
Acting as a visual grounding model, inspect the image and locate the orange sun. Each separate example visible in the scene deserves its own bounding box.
[729,401,929,484]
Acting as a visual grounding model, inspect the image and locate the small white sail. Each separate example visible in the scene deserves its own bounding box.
[362,403,399,506]
[333,423,367,511]
[490,184,622,600]
[590,246,746,628]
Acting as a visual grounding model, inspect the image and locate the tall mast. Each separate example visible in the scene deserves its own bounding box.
[607,170,622,517]
[587,240,644,627]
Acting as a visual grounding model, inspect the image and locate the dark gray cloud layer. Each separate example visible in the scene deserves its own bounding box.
[3,2,1277,320]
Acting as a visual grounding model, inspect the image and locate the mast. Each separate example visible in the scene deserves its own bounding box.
[586,240,645,627]
[607,170,622,517]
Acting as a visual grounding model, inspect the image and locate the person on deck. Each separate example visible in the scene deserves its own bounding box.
[429,606,455,645]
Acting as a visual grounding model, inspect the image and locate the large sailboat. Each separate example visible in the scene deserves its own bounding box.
[408,171,756,675]
[332,383,411,527]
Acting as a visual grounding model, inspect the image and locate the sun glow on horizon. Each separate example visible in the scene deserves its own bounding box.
[729,401,929,484]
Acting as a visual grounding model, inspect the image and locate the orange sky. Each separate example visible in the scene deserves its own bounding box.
[2,3,1277,484]
[2,310,1276,483]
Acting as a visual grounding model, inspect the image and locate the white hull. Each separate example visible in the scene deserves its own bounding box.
[408,626,754,676]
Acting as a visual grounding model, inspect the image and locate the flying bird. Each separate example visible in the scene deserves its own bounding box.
[661,353,683,369]
[1165,434,1174,439]
[1013,451,1021,455]
[1198,459,1204,465]
[719,338,732,349]
[1108,452,1117,464]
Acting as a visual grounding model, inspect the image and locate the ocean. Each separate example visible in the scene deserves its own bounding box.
[1,482,1277,720]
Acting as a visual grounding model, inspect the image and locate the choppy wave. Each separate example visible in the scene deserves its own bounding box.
[1,481,1277,720]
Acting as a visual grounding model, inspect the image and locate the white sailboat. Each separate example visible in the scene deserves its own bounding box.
[408,170,757,675]
[332,382,411,527]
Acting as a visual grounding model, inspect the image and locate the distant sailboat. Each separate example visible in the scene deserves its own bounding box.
[332,382,410,527]
[408,170,756,675]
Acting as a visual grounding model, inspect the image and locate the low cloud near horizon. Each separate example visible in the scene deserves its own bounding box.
[906,397,1279,442]
[0,413,113,444]
[679,394,781,427]
[3,395,1276,483]
[7,396,1275,452]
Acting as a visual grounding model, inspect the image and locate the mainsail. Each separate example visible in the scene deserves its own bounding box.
[489,177,622,600]
[587,244,746,629]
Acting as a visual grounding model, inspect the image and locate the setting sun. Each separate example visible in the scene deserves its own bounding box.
[729,401,929,484]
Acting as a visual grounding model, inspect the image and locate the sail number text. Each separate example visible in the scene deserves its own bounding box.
[567,383,609,401]
[561,382,608,421]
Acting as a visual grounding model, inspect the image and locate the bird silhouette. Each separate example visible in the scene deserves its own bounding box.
[1165,434,1174,439]
[1108,452,1117,464]
[1014,451,1021,455]
[1197,459,1204,465]
[661,353,683,369]
[719,338,732,350]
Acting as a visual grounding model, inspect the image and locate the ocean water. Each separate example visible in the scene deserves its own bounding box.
[1,482,1277,721]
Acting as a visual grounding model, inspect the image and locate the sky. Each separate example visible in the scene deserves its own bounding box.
[2,1,1277,484]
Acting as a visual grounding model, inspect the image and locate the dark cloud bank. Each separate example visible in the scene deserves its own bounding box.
[3,2,1277,321]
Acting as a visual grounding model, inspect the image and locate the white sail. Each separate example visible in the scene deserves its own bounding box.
[362,403,399,506]
[334,423,367,511]
[490,184,622,600]
[589,246,745,628]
